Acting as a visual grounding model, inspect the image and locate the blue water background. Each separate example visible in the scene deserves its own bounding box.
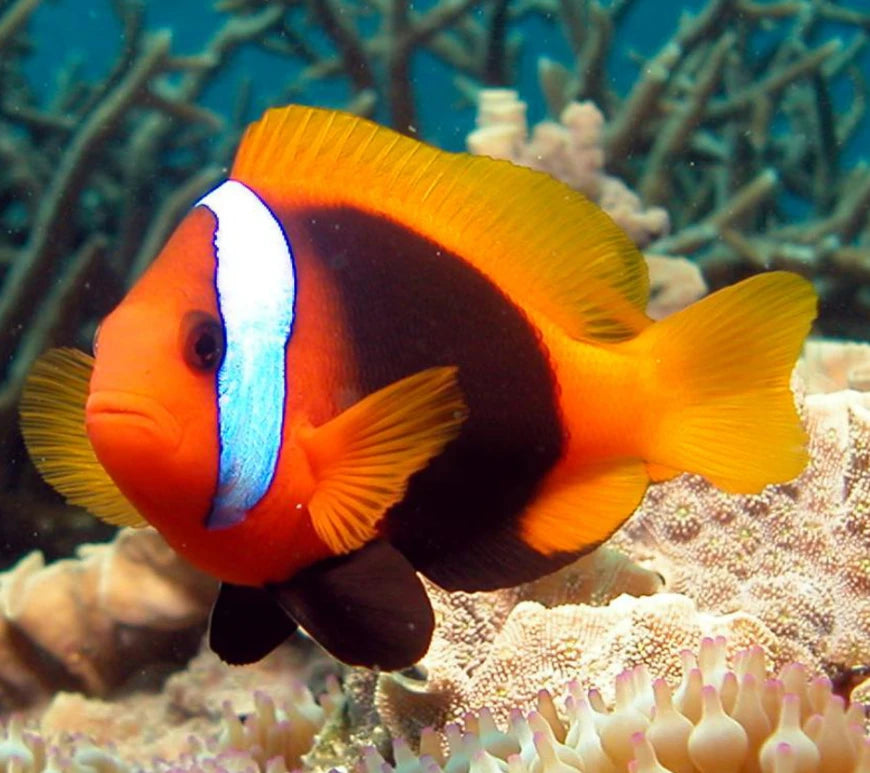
[23,1,870,163]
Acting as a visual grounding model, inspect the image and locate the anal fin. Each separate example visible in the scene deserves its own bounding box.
[209,582,298,665]
[520,458,649,555]
[270,540,434,670]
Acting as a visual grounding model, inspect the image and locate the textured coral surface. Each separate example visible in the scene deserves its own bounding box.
[366,638,870,773]
[468,92,670,248]
[609,389,870,674]
[0,528,215,709]
[1,643,341,772]
[375,593,785,744]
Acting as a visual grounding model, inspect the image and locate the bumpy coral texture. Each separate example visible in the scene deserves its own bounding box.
[797,340,870,393]
[608,389,870,673]
[0,527,215,707]
[375,591,788,744]
[366,638,870,773]
[0,645,343,773]
[466,90,670,247]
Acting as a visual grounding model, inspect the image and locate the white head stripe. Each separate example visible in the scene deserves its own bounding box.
[196,179,296,529]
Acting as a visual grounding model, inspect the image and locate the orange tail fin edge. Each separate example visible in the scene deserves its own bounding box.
[636,271,817,494]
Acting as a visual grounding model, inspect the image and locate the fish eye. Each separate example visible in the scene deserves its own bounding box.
[181,311,225,373]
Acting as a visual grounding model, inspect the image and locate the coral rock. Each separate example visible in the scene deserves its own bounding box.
[366,638,864,773]
[376,592,785,743]
[644,255,708,320]
[609,389,870,675]
[797,340,870,394]
[36,643,341,769]
[0,528,216,707]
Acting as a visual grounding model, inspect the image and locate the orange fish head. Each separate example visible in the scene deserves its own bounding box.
[86,207,221,536]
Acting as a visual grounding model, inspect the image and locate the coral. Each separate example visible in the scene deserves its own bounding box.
[419,549,664,684]
[608,388,870,677]
[797,340,870,394]
[294,550,663,758]
[364,637,870,773]
[644,256,708,321]
[0,715,130,773]
[467,92,670,247]
[374,593,789,745]
[0,528,215,709]
[0,643,342,772]
[467,0,870,339]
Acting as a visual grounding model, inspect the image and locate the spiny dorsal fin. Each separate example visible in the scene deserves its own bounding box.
[19,348,146,528]
[300,366,467,554]
[231,105,652,342]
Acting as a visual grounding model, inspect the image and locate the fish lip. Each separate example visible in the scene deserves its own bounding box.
[86,391,182,450]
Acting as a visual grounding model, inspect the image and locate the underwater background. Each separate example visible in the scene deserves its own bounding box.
[2,0,870,771]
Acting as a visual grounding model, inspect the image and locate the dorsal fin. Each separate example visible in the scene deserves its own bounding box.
[231,106,652,342]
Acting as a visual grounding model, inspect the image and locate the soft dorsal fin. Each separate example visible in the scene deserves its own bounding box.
[19,348,147,528]
[299,366,467,555]
[231,106,652,342]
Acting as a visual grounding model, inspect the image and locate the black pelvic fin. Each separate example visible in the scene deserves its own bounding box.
[270,540,434,671]
[208,582,299,665]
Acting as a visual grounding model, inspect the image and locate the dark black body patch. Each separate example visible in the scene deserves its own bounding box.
[291,206,573,591]
[209,582,298,664]
[272,539,434,670]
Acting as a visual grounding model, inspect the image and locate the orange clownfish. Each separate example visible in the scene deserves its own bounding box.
[20,105,816,671]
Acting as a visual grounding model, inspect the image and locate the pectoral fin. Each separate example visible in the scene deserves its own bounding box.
[270,540,434,670]
[209,582,298,665]
[301,366,467,554]
[19,348,146,528]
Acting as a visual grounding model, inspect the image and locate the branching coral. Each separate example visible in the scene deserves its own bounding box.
[0,1,287,431]
[364,638,870,773]
[465,1,870,337]
[0,528,215,709]
[608,387,870,679]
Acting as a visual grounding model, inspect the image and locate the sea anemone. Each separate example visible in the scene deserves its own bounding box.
[363,637,870,773]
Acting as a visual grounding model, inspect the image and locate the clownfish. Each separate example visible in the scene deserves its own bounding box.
[20,105,816,671]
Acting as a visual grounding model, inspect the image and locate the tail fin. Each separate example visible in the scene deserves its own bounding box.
[637,271,817,493]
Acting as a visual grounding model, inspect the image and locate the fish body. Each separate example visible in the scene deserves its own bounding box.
[21,106,817,670]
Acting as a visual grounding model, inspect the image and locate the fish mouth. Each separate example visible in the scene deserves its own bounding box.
[86,391,182,449]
